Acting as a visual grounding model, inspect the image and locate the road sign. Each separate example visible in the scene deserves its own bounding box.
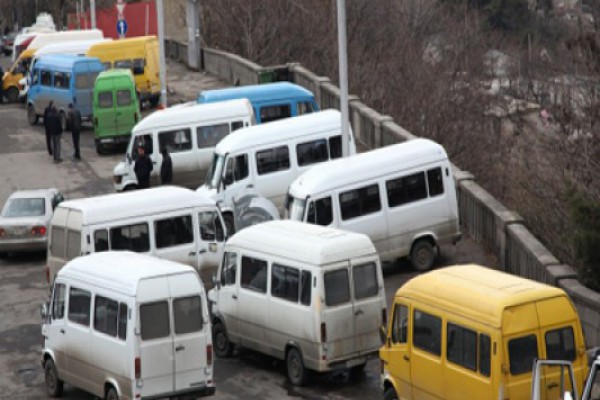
[117,19,128,37]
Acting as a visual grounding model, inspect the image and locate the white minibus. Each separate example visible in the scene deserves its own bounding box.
[42,252,215,400]
[208,220,386,386]
[46,186,227,286]
[196,109,356,233]
[113,99,255,191]
[286,138,461,271]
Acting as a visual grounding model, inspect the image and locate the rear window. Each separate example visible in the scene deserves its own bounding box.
[545,327,575,361]
[117,89,132,106]
[353,262,378,299]
[324,268,350,306]
[174,296,203,334]
[98,91,113,108]
[508,334,539,375]
[140,301,170,340]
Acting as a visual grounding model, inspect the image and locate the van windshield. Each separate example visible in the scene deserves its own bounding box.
[287,196,306,221]
[206,153,226,189]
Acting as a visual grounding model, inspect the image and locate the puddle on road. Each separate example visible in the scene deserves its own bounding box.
[16,365,40,387]
[0,324,41,354]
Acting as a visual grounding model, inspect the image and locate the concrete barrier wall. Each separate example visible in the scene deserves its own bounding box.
[165,39,600,347]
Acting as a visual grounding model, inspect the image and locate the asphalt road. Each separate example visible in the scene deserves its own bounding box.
[0,54,497,400]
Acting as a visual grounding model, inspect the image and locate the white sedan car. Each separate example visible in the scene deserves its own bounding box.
[0,188,64,256]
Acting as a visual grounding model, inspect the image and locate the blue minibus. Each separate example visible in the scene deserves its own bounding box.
[27,54,104,129]
[197,82,319,124]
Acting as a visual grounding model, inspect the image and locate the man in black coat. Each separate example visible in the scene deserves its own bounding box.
[68,103,82,160]
[0,64,4,104]
[160,147,173,185]
[46,104,63,163]
[43,101,54,156]
[134,145,153,189]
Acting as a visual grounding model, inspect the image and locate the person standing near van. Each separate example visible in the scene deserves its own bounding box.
[47,104,63,163]
[43,101,55,156]
[134,145,153,189]
[160,147,172,185]
[68,103,81,160]
[0,64,4,104]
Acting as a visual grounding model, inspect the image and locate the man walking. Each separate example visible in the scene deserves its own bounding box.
[134,145,153,189]
[43,101,54,156]
[160,147,173,185]
[47,104,63,163]
[0,64,4,104]
[68,103,81,160]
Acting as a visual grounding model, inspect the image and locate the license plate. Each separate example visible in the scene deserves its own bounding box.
[346,357,366,368]
[9,227,27,236]
[100,138,115,143]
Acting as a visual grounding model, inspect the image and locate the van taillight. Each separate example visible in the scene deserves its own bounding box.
[31,225,46,236]
[382,308,387,326]
[45,265,50,284]
[207,344,213,365]
[135,357,141,379]
[321,322,327,343]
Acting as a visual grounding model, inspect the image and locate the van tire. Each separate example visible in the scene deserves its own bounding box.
[213,322,233,358]
[27,105,38,126]
[410,239,436,271]
[384,387,398,400]
[286,347,308,386]
[350,362,367,376]
[44,359,63,398]
[96,142,106,155]
[105,386,119,400]
[6,87,19,103]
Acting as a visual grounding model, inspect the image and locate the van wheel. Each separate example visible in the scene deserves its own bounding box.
[60,111,69,132]
[123,184,138,192]
[27,105,38,125]
[384,387,398,400]
[410,239,436,272]
[223,213,235,236]
[96,142,106,155]
[105,386,119,400]
[212,322,233,358]
[6,87,19,103]
[44,359,64,398]
[286,347,308,386]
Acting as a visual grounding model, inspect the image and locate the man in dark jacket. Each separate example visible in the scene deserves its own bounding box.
[43,101,54,156]
[68,103,82,160]
[134,145,153,189]
[46,104,63,163]
[0,64,4,104]
[160,147,173,185]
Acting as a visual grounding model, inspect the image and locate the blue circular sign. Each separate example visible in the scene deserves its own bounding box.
[117,19,128,36]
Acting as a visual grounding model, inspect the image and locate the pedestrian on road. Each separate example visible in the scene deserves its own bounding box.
[160,147,173,185]
[43,101,55,156]
[0,64,5,104]
[47,104,63,163]
[68,103,82,160]
[134,145,153,189]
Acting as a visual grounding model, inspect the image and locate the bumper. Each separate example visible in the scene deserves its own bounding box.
[0,237,47,253]
[314,349,378,372]
[141,385,216,399]
[96,135,131,145]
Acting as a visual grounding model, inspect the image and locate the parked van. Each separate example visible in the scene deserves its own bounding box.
[46,186,227,286]
[41,251,216,400]
[380,264,589,400]
[93,69,141,153]
[113,99,255,191]
[197,82,319,124]
[286,138,460,271]
[87,36,161,107]
[209,220,386,385]
[27,54,104,129]
[197,109,356,232]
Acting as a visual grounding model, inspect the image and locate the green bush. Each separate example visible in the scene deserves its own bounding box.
[570,190,600,291]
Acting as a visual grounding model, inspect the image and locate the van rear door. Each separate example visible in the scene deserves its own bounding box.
[95,77,117,138]
[73,62,93,116]
[114,76,136,136]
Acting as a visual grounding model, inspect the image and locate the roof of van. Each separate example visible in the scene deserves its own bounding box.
[28,29,103,50]
[35,38,110,56]
[226,220,377,265]
[34,54,102,69]
[87,35,157,51]
[289,138,447,196]
[55,186,215,226]
[132,99,254,133]
[397,264,568,328]
[97,68,134,80]
[58,251,196,296]
[215,109,341,153]
[197,82,314,103]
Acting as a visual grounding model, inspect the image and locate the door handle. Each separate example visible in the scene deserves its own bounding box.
[403,355,409,361]
[175,345,185,352]
[354,309,364,316]
[60,329,65,334]
[232,294,238,300]
[188,251,195,256]
[199,249,207,254]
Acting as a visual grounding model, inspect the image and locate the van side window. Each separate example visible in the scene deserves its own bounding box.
[41,70,52,86]
[260,104,291,123]
[545,327,575,361]
[114,59,133,70]
[231,121,244,132]
[51,283,66,320]
[427,167,444,197]
[117,90,132,106]
[68,287,91,326]
[140,301,170,340]
[386,172,428,207]
[353,262,378,299]
[339,184,381,220]
[241,256,268,293]
[118,303,128,340]
[98,91,113,108]
[174,296,203,334]
[329,135,342,159]
[94,295,119,337]
[155,215,194,249]
[508,335,538,375]
[196,123,229,148]
[256,146,290,175]
[50,226,66,257]
[296,139,328,167]
[199,211,224,242]
[102,62,111,70]
[413,309,441,356]
[392,304,408,344]
[324,269,350,306]
[306,197,333,226]
[159,128,192,153]
[32,70,39,86]
[94,229,109,252]
[300,270,312,306]
[232,154,249,181]
[53,72,70,89]
[75,73,88,89]
[479,333,491,376]
[271,264,299,302]
[133,58,145,75]
[66,230,81,260]
[221,252,237,286]
[110,223,150,252]
[447,323,477,371]
[297,101,314,115]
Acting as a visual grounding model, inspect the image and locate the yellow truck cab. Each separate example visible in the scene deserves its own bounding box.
[380,264,588,400]
[2,47,35,102]
[86,36,160,107]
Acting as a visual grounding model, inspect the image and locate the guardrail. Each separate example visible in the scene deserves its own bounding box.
[165,38,600,348]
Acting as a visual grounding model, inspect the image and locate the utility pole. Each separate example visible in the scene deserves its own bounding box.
[90,0,96,29]
[186,0,201,70]
[156,0,168,108]
[336,0,350,157]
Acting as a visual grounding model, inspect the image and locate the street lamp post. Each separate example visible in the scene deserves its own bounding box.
[337,0,350,157]
[156,0,168,108]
